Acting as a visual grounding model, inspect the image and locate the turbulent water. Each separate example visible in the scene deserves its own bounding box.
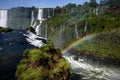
[63,53,120,80]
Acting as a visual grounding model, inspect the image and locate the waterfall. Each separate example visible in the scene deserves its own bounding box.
[37,9,44,20]
[0,9,8,27]
[32,21,37,29]
[35,21,42,36]
[48,9,50,18]
[53,8,54,16]
[31,11,34,27]
[96,8,99,15]
[60,25,63,33]
[75,24,79,39]
[84,21,87,35]
[45,22,48,39]
[35,8,45,36]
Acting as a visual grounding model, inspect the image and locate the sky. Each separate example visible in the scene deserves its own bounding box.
[0,0,99,9]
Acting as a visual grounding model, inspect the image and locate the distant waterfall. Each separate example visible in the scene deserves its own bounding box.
[32,21,37,29]
[93,8,98,15]
[31,11,34,27]
[31,9,44,36]
[36,9,44,36]
[0,10,8,27]
[53,8,54,16]
[48,9,50,18]
[75,24,79,39]
[45,22,48,39]
[84,21,87,35]
[60,25,63,33]
[35,21,42,36]
[37,9,44,20]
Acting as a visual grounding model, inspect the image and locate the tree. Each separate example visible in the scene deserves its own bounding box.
[107,0,120,8]
[65,3,77,9]
[78,4,82,7]
[89,0,98,8]
[100,0,107,6]
[83,2,90,8]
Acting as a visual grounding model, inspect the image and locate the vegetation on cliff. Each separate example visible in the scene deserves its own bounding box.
[25,26,36,34]
[16,41,70,80]
[0,27,13,33]
[38,1,120,65]
[40,0,120,49]
[74,29,120,65]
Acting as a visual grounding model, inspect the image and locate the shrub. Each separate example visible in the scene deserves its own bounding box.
[16,41,70,80]
[25,26,36,34]
[0,27,13,33]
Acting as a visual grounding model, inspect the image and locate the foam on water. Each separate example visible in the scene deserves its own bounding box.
[23,31,46,47]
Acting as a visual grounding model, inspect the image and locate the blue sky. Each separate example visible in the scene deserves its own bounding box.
[0,0,99,9]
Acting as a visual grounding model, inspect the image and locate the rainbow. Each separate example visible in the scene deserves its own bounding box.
[62,34,97,53]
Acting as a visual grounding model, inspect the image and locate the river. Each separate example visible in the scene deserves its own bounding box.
[0,30,45,80]
[63,53,120,80]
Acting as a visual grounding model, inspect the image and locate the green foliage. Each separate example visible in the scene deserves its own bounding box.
[49,58,70,80]
[40,1,120,50]
[17,67,45,80]
[107,0,120,8]
[0,27,13,33]
[89,0,98,8]
[25,26,36,34]
[28,49,41,62]
[64,3,77,9]
[76,29,120,61]
[47,13,69,28]
[16,41,70,80]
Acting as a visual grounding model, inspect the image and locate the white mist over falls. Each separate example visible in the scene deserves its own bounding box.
[0,9,8,27]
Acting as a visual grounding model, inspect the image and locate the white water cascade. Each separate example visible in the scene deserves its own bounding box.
[45,22,48,39]
[84,21,87,35]
[75,24,79,39]
[0,10,8,27]
[93,8,99,15]
[63,54,120,80]
[31,11,34,27]
[35,9,45,36]
[60,25,63,33]
[31,9,44,36]
[53,8,54,16]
